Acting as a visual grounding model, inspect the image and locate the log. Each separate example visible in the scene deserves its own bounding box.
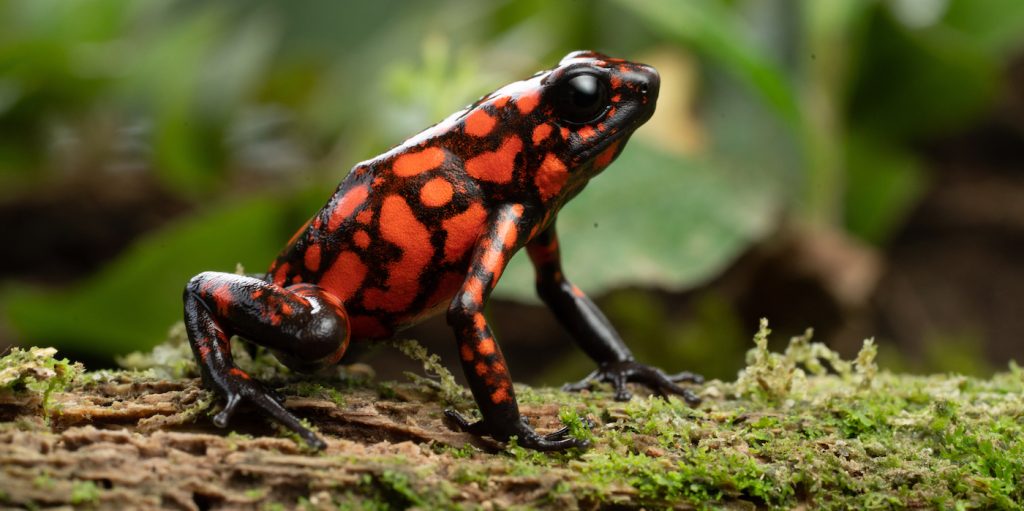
[2,329,1023,509]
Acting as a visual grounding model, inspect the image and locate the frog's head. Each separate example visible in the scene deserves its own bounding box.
[543,50,658,167]
[465,51,659,205]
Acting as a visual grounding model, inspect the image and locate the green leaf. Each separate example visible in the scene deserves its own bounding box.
[3,196,293,356]
[943,0,1024,55]
[843,132,926,244]
[848,8,999,139]
[611,0,802,129]
[495,141,782,300]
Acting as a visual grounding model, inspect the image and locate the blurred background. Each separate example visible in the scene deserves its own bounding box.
[2,0,1023,385]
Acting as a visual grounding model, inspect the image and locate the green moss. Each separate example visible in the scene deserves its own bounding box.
[445,321,1024,509]
[558,407,595,444]
[450,465,488,486]
[242,487,266,499]
[376,382,398,400]
[434,442,477,459]
[70,481,100,505]
[226,431,255,451]
[272,417,322,452]
[32,473,54,490]
[12,319,1024,509]
[117,322,293,381]
[391,338,466,406]
[352,469,457,510]
[0,347,82,416]
[116,322,197,378]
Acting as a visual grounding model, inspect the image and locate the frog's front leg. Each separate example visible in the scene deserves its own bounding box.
[526,224,702,405]
[444,204,587,451]
[183,272,351,450]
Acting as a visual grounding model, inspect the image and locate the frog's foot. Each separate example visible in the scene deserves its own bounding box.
[563,360,703,406]
[209,369,327,451]
[444,409,590,452]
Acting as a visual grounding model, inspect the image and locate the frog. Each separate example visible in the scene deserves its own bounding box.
[183,50,703,452]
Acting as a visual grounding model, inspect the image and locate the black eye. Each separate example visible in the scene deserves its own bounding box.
[554,73,609,124]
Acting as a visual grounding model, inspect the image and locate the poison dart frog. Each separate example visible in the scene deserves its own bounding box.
[183,51,703,452]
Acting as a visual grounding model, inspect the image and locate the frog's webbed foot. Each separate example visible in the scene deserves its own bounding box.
[563,360,703,406]
[444,409,590,452]
[210,370,327,451]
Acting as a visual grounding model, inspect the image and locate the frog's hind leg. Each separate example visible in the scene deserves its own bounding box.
[183,271,350,449]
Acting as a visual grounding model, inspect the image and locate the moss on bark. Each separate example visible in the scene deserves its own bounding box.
[1,323,1023,510]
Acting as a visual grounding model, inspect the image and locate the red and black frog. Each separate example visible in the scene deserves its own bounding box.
[183,51,703,452]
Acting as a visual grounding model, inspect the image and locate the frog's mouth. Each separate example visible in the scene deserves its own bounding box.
[575,111,649,165]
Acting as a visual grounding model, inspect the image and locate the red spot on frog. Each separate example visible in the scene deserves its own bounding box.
[464,109,497,137]
[466,136,521,184]
[304,243,321,271]
[441,202,488,263]
[362,195,431,312]
[535,154,568,201]
[328,185,369,230]
[532,123,552,145]
[319,251,367,302]
[420,177,454,207]
[392,147,446,177]
[516,91,540,114]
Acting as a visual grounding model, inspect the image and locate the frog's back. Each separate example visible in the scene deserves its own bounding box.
[265,138,491,337]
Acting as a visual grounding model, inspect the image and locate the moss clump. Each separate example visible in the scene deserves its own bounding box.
[117,321,293,381]
[474,321,1024,509]
[733,318,877,402]
[391,338,467,406]
[116,322,197,379]
[0,347,82,414]
[4,321,1023,509]
[69,481,100,505]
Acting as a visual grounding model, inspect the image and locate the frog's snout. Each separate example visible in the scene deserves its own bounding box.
[636,65,660,105]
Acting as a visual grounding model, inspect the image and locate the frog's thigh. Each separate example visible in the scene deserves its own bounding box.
[184,272,350,371]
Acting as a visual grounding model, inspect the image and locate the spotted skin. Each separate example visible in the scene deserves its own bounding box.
[183,51,702,452]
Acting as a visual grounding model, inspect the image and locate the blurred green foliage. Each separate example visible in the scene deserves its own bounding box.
[5,197,289,356]
[2,0,1023,362]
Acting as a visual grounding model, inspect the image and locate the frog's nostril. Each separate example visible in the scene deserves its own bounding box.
[641,67,660,103]
[646,68,660,92]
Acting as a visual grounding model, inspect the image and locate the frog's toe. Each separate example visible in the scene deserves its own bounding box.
[630,364,702,406]
[266,386,288,405]
[668,370,704,384]
[213,392,243,427]
[444,411,590,452]
[561,369,600,393]
[542,416,596,442]
[609,374,634,401]
[565,361,702,406]
[563,366,634,400]
[210,373,326,450]
[525,434,589,452]
[444,409,488,435]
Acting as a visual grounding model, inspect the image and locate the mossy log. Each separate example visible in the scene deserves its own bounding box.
[2,328,1024,510]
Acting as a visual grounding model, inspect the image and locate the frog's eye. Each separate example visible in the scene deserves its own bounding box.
[553,73,609,125]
